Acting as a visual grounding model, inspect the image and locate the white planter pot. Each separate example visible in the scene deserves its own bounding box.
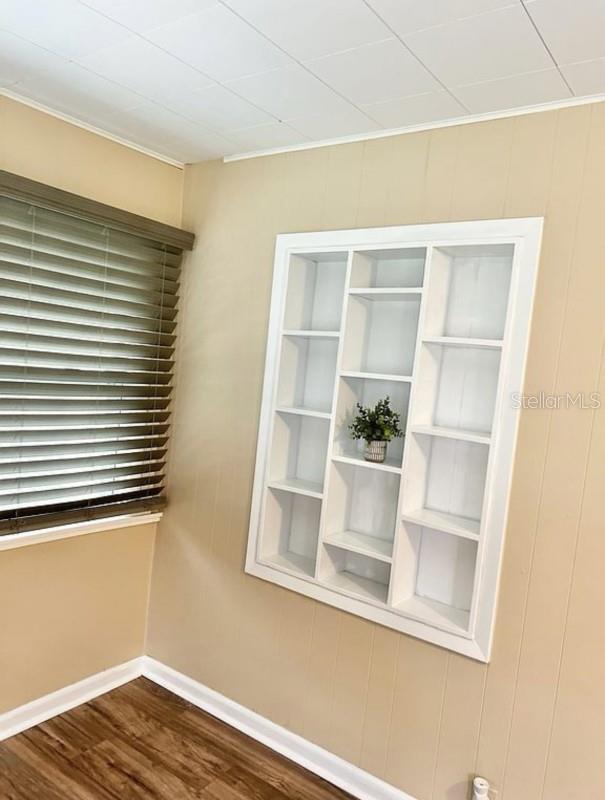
[364,440,387,463]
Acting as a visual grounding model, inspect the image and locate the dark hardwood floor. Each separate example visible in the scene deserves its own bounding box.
[0,678,354,799]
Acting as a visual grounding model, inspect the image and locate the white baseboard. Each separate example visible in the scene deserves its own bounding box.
[0,655,414,800]
[0,657,144,742]
[142,656,415,800]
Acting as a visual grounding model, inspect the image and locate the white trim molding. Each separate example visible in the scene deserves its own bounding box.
[142,657,416,800]
[5,86,605,169]
[0,658,144,742]
[0,512,162,552]
[0,656,416,800]
[223,92,605,163]
[0,89,185,169]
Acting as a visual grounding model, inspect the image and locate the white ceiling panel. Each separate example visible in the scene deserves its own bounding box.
[307,38,441,106]
[145,3,292,83]
[362,91,466,128]
[100,101,238,160]
[163,83,273,131]
[222,0,391,61]
[366,0,518,36]
[287,106,380,140]
[226,65,357,120]
[0,31,66,88]
[228,121,308,150]
[524,0,605,65]
[404,5,552,87]
[0,0,132,59]
[561,58,605,96]
[80,0,216,34]
[77,37,212,103]
[6,61,143,121]
[2,0,605,162]
[455,68,571,113]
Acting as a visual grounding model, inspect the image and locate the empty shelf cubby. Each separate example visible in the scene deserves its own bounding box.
[284,252,347,332]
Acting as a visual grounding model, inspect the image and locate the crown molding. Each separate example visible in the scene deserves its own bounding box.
[1,88,184,169]
[223,92,605,163]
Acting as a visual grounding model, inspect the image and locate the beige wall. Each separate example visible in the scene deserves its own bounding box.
[0,96,183,712]
[148,103,605,800]
[0,95,183,226]
[0,526,155,712]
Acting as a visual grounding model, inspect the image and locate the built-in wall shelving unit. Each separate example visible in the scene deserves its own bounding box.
[246,220,543,661]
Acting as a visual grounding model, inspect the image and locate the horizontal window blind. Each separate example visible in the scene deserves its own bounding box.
[0,192,186,535]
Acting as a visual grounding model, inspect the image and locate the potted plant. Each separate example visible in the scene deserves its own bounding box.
[348,396,403,463]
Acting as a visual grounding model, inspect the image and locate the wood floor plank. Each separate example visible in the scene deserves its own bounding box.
[5,732,118,800]
[0,748,69,800]
[0,678,354,800]
[74,738,210,800]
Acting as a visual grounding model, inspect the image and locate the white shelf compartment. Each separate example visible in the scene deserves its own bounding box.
[350,247,426,289]
[269,411,329,498]
[392,519,478,633]
[323,461,400,562]
[342,292,421,378]
[320,544,391,604]
[412,340,502,437]
[260,487,321,578]
[424,243,514,341]
[284,251,348,332]
[332,375,410,469]
[402,430,489,528]
[277,334,338,414]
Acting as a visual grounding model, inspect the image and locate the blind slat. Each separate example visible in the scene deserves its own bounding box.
[0,439,169,460]
[0,193,182,532]
[0,276,178,320]
[0,380,172,398]
[0,254,179,306]
[0,345,174,373]
[0,450,167,475]
[0,296,176,334]
[0,312,176,347]
[0,331,174,362]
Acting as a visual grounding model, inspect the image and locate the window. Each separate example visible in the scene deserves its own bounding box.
[0,171,194,535]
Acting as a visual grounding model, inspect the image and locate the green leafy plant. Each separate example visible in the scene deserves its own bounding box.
[348,397,403,444]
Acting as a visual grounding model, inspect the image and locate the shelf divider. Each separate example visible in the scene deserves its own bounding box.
[423,336,503,349]
[332,453,402,474]
[275,406,331,420]
[349,288,423,301]
[410,424,491,445]
[323,530,393,562]
[262,551,316,578]
[401,508,480,540]
[340,370,413,383]
[282,329,341,338]
[268,478,324,500]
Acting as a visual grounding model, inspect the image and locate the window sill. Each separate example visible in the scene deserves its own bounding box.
[0,512,162,552]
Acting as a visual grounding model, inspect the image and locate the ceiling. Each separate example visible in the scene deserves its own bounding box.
[1,0,604,164]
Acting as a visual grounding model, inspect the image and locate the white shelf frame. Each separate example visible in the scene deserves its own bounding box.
[246,220,543,662]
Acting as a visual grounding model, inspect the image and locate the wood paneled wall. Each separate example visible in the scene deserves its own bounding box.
[147,103,605,800]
